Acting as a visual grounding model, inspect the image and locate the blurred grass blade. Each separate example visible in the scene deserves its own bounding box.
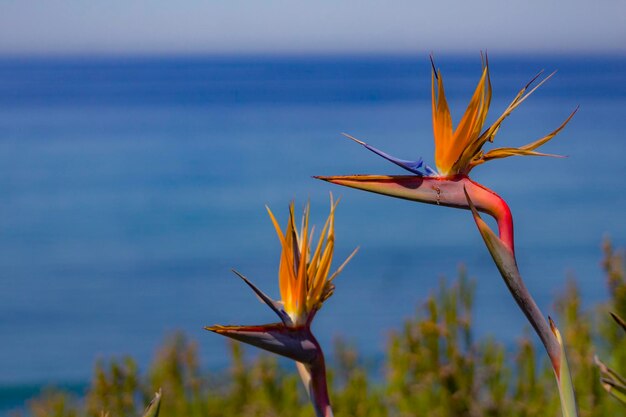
[610,312,626,333]
[141,389,162,417]
[595,356,626,386]
[595,312,626,406]
[600,378,626,404]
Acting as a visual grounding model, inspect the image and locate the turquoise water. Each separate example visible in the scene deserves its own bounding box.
[0,54,625,412]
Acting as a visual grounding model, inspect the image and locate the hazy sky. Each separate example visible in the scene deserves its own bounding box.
[1,0,625,55]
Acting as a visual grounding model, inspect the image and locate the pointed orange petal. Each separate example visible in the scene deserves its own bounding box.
[447,66,489,170]
[432,70,453,173]
[267,205,296,312]
[308,214,331,278]
[327,246,359,283]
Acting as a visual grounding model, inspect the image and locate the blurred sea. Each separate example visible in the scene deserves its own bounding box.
[0,54,625,412]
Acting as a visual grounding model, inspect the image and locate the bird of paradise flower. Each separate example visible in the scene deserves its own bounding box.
[206,197,357,417]
[317,56,578,417]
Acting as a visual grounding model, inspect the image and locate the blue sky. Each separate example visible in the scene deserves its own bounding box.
[1,0,625,55]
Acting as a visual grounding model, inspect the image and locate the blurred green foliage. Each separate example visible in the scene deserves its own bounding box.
[594,241,626,406]
[14,242,626,416]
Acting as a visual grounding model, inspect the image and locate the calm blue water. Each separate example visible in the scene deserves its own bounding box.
[0,54,625,412]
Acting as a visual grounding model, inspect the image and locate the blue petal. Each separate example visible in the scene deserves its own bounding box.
[424,164,437,176]
[343,133,425,176]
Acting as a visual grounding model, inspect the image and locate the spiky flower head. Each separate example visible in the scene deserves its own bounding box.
[343,55,576,178]
[267,196,357,327]
[432,56,575,176]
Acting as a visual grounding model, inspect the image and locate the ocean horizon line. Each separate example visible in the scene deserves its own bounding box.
[1,50,625,62]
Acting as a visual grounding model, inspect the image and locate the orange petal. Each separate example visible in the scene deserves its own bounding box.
[432,70,453,172]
